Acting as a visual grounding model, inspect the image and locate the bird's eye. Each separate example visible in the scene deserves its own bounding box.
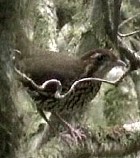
[96,54,106,62]
[90,53,109,63]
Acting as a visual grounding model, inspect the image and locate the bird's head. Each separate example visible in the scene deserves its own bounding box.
[81,49,126,78]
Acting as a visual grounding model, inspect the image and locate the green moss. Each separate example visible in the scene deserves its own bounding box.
[104,85,131,125]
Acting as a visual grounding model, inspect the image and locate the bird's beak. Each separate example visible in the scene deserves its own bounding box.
[114,59,127,67]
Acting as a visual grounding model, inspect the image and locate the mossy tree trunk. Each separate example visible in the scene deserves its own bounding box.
[0,1,22,157]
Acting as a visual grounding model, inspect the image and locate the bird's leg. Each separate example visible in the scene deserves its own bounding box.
[37,108,55,134]
[53,112,86,143]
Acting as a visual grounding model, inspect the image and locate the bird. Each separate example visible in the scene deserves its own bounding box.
[15,48,126,141]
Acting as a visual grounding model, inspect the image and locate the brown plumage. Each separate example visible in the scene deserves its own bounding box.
[16,48,126,140]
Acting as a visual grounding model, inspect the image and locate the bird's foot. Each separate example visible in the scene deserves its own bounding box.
[60,125,86,144]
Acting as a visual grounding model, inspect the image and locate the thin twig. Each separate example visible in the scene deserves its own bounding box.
[119,13,140,29]
[15,66,129,100]
[15,67,62,91]
[118,30,140,37]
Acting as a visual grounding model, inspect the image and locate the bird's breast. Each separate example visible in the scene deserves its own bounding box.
[41,81,101,114]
